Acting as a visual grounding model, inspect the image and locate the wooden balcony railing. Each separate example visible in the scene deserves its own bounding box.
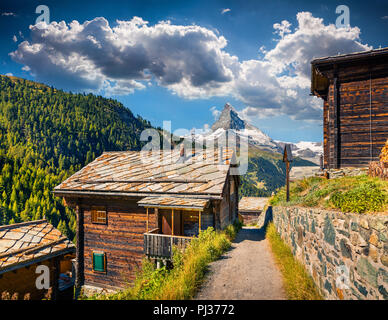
[144,228,192,259]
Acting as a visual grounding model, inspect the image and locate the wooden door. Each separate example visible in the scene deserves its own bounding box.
[160,209,172,235]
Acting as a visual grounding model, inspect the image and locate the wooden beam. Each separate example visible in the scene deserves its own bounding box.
[146,208,149,232]
[199,211,202,233]
[51,257,60,300]
[172,209,174,236]
[75,202,84,290]
[286,161,290,202]
[333,72,341,169]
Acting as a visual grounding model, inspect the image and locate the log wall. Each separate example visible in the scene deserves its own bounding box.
[80,198,157,289]
[323,70,388,168]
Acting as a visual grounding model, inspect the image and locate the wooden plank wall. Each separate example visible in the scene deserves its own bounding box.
[324,70,388,168]
[219,175,231,229]
[339,77,388,167]
[80,198,157,289]
[323,99,330,168]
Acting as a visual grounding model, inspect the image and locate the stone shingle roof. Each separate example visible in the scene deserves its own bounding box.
[238,197,269,212]
[0,220,75,273]
[138,196,209,210]
[54,148,235,199]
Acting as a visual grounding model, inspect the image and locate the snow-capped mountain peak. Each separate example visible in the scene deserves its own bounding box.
[211,103,246,131]
[184,103,323,162]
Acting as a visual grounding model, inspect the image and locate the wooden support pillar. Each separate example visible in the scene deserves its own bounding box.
[146,207,149,232]
[333,70,341,169]
[199,211,202,233]
[75,202,84,291]
[51,256,60,300]
[286,161,290,202]
[172,209,174,236]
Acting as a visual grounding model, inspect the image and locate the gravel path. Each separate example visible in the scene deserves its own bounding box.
[195,227,286,300]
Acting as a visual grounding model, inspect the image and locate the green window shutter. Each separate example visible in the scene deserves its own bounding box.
[93,252,105,272]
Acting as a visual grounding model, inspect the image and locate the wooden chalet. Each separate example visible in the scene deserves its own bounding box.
[54,147,239,292]
[0,220,75,300]
[238,197,268,224]
[311,47,388,168]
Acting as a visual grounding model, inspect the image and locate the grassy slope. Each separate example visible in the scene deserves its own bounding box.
[266,223,323,300]
[270,174,388,214]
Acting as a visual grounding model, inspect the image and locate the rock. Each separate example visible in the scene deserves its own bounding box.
[378,286,388,299]
[340,239,352,259]
[381,255,388,268]
[368,246,378,263]
[354,281,368,297]
[360,219,369,230]
[323,215,336,246]
[351,221,359,231]
[324,280,332,294]
[369,219,386,232]
[350,233,359,246]
[356,257,378,287]
[378,268,388,283]
[336,288,344,300]
[379,231,387,242]
[369,233,380,248]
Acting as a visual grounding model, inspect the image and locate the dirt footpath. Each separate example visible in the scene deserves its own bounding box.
[195,227,286,300]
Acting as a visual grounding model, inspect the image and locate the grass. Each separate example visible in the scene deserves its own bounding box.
[85,221,243,300]
[270,174,388,214]
[266,223,323,300]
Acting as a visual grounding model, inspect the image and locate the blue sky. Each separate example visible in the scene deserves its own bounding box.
[1,0,387,142]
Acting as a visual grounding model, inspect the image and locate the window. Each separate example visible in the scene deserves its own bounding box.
[92,252,106,273]
[91,207,107,224]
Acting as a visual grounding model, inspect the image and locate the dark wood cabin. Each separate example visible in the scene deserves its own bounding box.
[238,197,268,225]
[0,220,75,300]
[54,148,239,292]
[311,47,388,168]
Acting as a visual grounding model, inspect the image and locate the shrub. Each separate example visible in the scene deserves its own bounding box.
[270,175,387,214]
[329,181,386,213]
[88,222,241,300]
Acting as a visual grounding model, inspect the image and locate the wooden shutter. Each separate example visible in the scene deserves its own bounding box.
[91,207,107,224]
[92,252,106,273]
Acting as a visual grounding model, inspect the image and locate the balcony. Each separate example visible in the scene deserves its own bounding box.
[143,228,192,259]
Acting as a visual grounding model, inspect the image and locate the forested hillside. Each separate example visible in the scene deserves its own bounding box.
[0,75,151,240]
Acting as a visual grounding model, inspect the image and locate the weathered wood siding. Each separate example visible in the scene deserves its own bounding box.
[322,60,388,168]
[219,174,237,229]
[80,198,157,289]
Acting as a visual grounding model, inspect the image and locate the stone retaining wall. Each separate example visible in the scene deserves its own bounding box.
[273,206,388,300]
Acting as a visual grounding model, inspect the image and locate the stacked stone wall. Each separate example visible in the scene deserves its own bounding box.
[273,206,388,300]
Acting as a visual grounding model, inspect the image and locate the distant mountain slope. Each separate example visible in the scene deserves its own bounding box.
[0,75,152,239]
[240,148,316,197]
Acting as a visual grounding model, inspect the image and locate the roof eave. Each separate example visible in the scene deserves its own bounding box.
[53,189,223,200]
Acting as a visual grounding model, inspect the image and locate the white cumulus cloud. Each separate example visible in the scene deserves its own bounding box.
[10,12,372,120]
